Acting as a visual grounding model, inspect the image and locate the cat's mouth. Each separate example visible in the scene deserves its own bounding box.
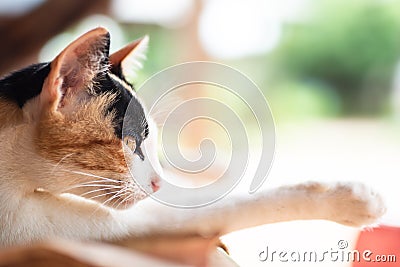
[92,185,147,210]
[105,185,148,209]
[60,178,149,210]
[90,178,159,209]
[49,168,160,210]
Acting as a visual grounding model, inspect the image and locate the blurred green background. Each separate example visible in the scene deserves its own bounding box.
[2,0,400,123]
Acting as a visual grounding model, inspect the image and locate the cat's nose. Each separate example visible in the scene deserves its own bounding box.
[151,176,160,192]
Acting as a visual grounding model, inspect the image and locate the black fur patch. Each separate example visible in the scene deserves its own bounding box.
[0,63,51,107]
[110,63,133,87]
[95,73,149,143]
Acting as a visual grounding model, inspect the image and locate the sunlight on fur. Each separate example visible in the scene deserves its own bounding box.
[0,28,386,267]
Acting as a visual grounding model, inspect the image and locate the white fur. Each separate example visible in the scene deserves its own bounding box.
[0,118,386,247]
[0,103,161,247]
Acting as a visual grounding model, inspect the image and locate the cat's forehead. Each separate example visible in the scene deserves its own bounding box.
[96,72,148,139]
[0,63,149,140]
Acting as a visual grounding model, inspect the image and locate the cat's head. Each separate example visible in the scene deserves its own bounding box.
[1,28,161,209]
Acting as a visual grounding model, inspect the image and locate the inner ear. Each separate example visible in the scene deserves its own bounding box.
[40,27,110,112]
[109,35,148,84]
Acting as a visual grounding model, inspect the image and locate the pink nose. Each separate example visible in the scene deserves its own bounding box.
[151,177,160,192]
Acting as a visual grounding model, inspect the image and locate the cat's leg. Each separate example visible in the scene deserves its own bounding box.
[127,182,385,237]
[216,181,386,233]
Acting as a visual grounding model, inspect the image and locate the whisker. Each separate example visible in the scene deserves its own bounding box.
[100,191,122,208]
[49,153,75,176]
[80,180,120,186]
[114,190,131,210]
[80,187,119,197]
[105,187,129,208]
[66,170,120,183]
[89,188,125,216]
[62,183,123,193]
[53,169,122,194]
[86,191,118,200]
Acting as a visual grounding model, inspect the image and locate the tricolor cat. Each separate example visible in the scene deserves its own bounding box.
[0,28,385,248]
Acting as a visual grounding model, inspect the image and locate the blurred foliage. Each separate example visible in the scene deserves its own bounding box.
[272,0,400,116]
[119,24,180,86]
[267,81,341,120]
[102,0,400,120]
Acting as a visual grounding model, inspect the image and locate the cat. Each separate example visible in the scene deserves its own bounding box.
[0,27,386,249]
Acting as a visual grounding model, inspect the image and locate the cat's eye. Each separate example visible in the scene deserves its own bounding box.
[123,136,136,152]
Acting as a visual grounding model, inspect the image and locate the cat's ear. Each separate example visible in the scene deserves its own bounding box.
[109,35,148,82]
[40,27,110,112]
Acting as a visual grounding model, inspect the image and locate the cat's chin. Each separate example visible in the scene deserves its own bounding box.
[98,190,149,210]
[110,196,143,210]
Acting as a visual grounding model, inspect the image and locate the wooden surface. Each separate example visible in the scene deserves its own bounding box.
[0,235,239,267]
[0,0,111,75]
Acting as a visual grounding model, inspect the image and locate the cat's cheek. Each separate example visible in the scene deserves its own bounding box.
[118,184,149,209]
[126,150,161,193]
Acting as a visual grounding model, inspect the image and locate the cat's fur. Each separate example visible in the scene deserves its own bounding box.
[0,28,385,248]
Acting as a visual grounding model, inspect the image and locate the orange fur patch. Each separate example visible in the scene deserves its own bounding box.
[0,98,23,129]
[36,94,128,173]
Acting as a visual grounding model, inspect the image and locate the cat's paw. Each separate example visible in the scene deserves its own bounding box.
[321,182,386,227]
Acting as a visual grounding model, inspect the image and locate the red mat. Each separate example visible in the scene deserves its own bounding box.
[353,225,400,267]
